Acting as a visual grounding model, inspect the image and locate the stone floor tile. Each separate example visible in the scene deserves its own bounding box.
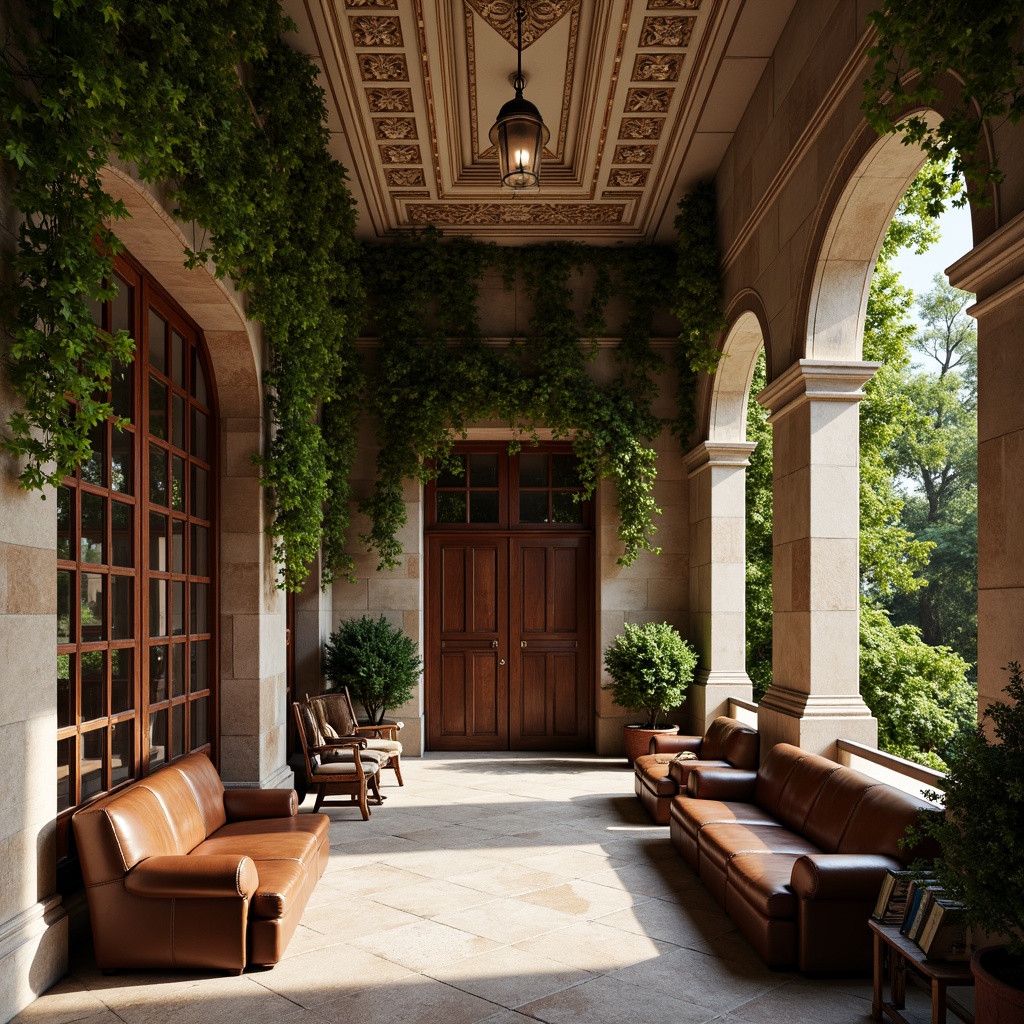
[297,895,421,940]
[513,919,672,973]
[367,877,495,918]
[432,895,579,943]
[517,879,652,920]
[318,861,430,897]
[426,945,595,1008]
[724,978,877,1024]
[348,918,502,972]
[581,857,700,898]
[445,861,569,897]
[312,973,499,1024]
[595,892,737,947]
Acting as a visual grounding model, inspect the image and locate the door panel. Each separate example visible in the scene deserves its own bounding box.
[428,537,508,750]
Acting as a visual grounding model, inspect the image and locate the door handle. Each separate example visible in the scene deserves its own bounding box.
[521,640,527,648]
[499,659,505,666]
[492,639,499,648]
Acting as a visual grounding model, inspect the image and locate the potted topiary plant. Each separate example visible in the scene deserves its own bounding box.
[323,614,422,725]
[912,661,1024,1022]
[603,621,697,765]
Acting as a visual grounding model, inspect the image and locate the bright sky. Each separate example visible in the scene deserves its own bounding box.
[889,199,975,306]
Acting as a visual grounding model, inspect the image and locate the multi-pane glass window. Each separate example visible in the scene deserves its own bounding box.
[56,256,216,851]
[429,447,588,528]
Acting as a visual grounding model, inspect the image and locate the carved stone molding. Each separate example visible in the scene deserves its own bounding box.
[609,169,648,188]
[619,117,664,140]
[374,117,417,139]
[648,0,701,9]
[640,16,695,48]
[632,53,684,82]
[613,145,656,164]
[380,144,421,164]
[345,0,397,7]
[366,88,413,112]
[387,169,426,187]
[359,53,409,81]
[407,203,625,225]
[351,16,403,47]
[625,88,672,113]
[465,0,580,48]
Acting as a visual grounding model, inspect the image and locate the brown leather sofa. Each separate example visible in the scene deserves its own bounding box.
[633,716,759,824]
[669,742,937,972]
[72,751,329,973]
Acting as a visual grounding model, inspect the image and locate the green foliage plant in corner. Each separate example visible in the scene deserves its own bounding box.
[603,621,697,729]
[911,662,1024,989]
[323,615,422,725]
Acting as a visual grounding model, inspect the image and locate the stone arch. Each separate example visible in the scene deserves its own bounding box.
[708,298,770,443]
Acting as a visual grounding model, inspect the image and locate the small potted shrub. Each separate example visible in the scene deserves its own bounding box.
[323,615,421,724]
[603,621,697,765]
[912,662,1024,1021]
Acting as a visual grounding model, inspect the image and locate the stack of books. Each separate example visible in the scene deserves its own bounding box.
[872,869,971,961]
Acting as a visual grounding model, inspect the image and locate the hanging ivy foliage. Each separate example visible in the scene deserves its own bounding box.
[863,2,1024,210]
[0,0,363,592]
[1,1,726,588]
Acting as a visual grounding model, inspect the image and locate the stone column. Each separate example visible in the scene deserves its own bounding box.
[756,360,879,758]
[684,441,756,734]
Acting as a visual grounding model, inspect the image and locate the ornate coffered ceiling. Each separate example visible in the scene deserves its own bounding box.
[285,0,798,244]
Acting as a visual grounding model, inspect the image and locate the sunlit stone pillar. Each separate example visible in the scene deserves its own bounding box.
[684,441,756,734]
[756,361,879,758]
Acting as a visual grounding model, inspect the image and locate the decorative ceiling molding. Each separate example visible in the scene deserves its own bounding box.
[407,202,626,225]
[464,0,581,49]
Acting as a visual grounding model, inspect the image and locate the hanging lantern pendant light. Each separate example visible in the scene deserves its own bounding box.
[489,2,549,190]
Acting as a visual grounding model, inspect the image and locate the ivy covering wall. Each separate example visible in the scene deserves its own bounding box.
[0,0,725,591]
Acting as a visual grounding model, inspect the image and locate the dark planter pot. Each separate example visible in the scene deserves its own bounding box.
[972,946,1024,1024]
[623,724,679,766]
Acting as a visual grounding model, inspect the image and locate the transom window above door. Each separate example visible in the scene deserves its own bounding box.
[428,446,591,529]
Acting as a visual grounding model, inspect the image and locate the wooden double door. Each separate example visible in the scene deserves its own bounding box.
[425,445,593,750]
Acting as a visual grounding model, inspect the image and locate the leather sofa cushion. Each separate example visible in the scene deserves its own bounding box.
[701,718,758,767]
[194,831,320,875]
[774,752,841,834]
[634,754,678,796]
[667,757,731,787]
[752,743,804,816]
[669,795,779,842]
[839,783,938,860]
[699,822,820,875]
[103,786,190,870]
[249,858,309,919]
[169,752,228,835]
[801,767,877,852]
[212,815,329,847]
[727,853,801,919]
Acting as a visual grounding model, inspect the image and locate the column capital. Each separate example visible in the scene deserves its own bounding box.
[757,359,880,421]
[947,207,1024,309]
[682,440,757,477]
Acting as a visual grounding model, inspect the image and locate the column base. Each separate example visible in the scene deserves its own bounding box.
[685,670,753,735]
[0,895,68,1022]
[757,685,877,759]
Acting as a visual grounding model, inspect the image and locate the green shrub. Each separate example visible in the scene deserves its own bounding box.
[603,621,697,728]
[323,615,421,724]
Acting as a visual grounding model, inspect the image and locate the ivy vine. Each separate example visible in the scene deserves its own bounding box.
[863,2,1024,209]
[0,0,363,592]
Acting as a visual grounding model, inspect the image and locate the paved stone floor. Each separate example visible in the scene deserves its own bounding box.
[18,752,958,1024]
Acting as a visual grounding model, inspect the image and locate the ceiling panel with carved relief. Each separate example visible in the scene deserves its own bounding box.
[287,0,798,244]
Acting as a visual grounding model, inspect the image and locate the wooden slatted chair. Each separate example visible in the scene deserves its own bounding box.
[292,702,385,818]
[309,688,404,787]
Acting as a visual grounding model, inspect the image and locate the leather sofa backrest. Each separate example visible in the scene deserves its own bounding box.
[701,717,759,769]
[775,752,841,833]
[169,751,227,835]
[802,766,878,852]
[838,782,937,862]
[752,743,804,815]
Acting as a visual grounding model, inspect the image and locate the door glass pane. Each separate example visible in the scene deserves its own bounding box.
[111,501,133,567]
[148,310,166,372]
[57,653,73,729]
[149,579,167,637]
[149,512,168,571]
[191,465,208,519]
[519,492,548,523]
[171,455,185,511]
[57,570,73,643]
[149,710,167,769]
[111,720,132,787]
[81,425,106,486]
[149,645,168,703]
[191,525,208,576]
[81,651,106,722]
[172,519,185,574]
[191,348,207,406]
[111,429,134,494]
[111,648,132,714]
[436,492,466,523]
[171,703,185,760]
[171,394,185,450]
[112,363,134,422]
[57,487,73,560]
[111,275,131,334]
[172,581,185,636]
[80,573,106,641]
[552,455,579,487]
[191,408,208,461]
[171,331,185,388]
[80,493,105,564]
[436,456,465,487]
[469,491,500,523]
[149,443,167,506]
[191,696,209,749]
[111,575,133,639]
[81,729,105,801]
[552,491,583,524]
[149,377,167,440]
[519,454,547,488]
[469,454,498,487]
[190,639,209,693]
[190,583,208,634]
[57,737,73,813]
[171,643,185,698]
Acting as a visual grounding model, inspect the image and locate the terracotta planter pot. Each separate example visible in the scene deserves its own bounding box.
[623,724,679,766]
[972,946,1024,1024]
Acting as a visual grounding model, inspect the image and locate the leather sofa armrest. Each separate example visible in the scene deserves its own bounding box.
[126,855,259,899]
[649,735,703,755]
[686,767,757,800]
[791,854,903,901]
[223,788,298,822]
